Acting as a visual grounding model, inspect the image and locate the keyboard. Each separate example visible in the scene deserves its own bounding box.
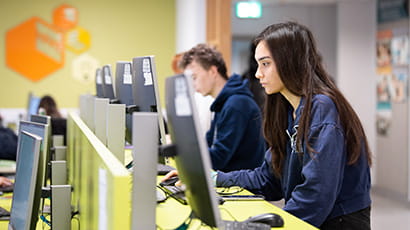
[159,185,187,205]
[0,206,10,220]
[157,163,175,175]
[156,189,167,203]
[158,184,225,205]
[126,161,175,176]
[0,183,14,193]
[222,220,271,230]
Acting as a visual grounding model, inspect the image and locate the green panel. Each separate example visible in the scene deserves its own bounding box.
[0,0,175,108]
[68,113,132,229]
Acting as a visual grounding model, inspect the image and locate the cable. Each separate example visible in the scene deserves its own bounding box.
[40,214,51,227]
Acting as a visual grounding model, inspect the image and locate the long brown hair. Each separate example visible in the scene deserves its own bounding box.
[38,95,62,118]
[254,22,372,176]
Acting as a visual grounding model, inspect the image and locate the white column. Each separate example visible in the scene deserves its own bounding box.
[176,0,213,136]
[176,0,206,53]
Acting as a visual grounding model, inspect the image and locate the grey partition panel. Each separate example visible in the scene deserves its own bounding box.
[94,98,109,145]
[131,112,158,230]
[107,104,125,164]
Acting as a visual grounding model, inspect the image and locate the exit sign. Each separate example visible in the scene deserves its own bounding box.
[236,1,262,19]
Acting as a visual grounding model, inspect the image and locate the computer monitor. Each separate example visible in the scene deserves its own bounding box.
[31,113,67,145]
[115,61,135,144]
[29,114,53,179]
[26,92,40,120]
[102,64,116,100]
[19,121,49,187]
[132,56,167,146]
[30,114,51,126]
[95,68,104,98]
[8,131,42,230]
[165,74,222,228]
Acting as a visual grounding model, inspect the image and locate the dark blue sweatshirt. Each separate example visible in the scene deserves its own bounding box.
[207,74,265,172]
[216,94,371,227]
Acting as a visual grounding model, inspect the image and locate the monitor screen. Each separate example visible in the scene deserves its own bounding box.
[102,64,116,100]
[115,61,134,144]
[19,121,49,187]
[165,74,222,228]
[8,131,42,230]
[132,56,167,146]
[95,68,104,98]
[30,114,51,125]
[26,93,40,120]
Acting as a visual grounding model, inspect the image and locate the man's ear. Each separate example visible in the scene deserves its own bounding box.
[209,65,218,78]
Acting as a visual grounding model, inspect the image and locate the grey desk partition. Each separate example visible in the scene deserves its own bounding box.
[131,112,158,230]
[106,104,125,164]
[51,184,71,230]
[94,98,109,145]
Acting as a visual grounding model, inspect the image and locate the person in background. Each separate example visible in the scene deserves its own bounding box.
[165,22,372,229]
[241,42,265,112]
[0,115,16,187]
[179,44,266,172]
[0,176,12,188]
[38,95,63,118]
[172,52,214,137]
[0,115,17,161]
[38,95,67,145]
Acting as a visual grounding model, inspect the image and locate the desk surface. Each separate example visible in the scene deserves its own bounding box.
[0,186,317,230]
[156,187,317,230]
[0,148,317,230]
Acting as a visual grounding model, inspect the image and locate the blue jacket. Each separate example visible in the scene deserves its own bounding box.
[216,94,371,227]
[207,74,265,172]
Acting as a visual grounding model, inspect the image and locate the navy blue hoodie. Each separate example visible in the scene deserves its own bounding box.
[216,94,371,227]
[207,74,265,172]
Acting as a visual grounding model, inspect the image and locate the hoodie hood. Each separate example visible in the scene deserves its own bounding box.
[210,74,253,112]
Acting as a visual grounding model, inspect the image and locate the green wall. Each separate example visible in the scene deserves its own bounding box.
[0,0,175,108]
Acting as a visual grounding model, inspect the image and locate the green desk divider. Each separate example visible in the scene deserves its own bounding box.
[67,112,131,230]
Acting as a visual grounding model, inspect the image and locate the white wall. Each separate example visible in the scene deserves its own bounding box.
[231,3,337,79]
[337,0,377,184]
[175,0,213,136]
[176,0,206,53]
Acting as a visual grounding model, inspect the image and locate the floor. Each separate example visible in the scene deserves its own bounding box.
[371,191,410,230]
[270,190,410,229]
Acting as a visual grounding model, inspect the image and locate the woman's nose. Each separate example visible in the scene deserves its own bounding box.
[255,68,262,79]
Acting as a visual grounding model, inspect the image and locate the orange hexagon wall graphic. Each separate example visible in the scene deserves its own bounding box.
[53,4,78,32]
[6,17,65,82]
[5,4,90,82]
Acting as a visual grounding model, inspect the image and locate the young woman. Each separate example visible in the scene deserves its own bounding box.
[163,22,371,229]
[217,22,372,229]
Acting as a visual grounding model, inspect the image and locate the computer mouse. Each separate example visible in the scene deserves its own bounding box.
[246,212,284,227]
[159,176,179,186]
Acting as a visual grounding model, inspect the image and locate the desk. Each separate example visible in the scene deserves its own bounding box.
[156,180,317,229]
[0,194,52,230]
[0,179,317,230]
[0,193,12,229]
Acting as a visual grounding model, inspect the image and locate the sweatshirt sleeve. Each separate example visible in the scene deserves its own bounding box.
[216,150,284,201]
[284,124,346,227]
[209,104,249,170]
